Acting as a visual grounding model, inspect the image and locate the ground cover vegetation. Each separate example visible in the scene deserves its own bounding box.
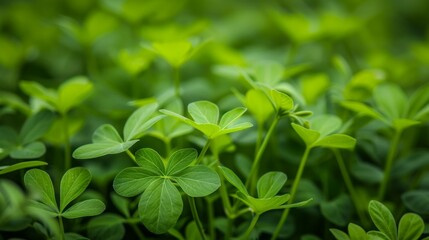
[1,0,429,239]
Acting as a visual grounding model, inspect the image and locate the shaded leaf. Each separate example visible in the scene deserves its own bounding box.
[20,110,55,145]
[402,191,429,215]
[330,229,350,240]
[10,141,46,159]
[0,161,47,175]
[321,194,353,226]
[88,214,125,240]
[62,199,105,219]
[24,169,58,212]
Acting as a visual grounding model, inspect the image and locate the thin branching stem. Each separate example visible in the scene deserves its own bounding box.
[195,139,211,165]
[126,150,137,163]
[271,146,311,240]
[130,223,145,239]
[334,150,368,225]
[188,197,207,240]
[241,214,260,240]
[62,114,71,171]
[58,216,65,240]
[246,116,280,193]
[378,129,402,200]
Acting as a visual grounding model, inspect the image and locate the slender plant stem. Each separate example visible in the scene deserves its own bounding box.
[188,197,207,240]
[126,150,137,163]
[130,223,144,239]
[255,124,264,156]
[271,147,311,240]
[246,116,280,193]
[165,138,172,157]
[378,130,402,200]
[215,159,233,215]
[62,114,71,171]
[58,216,65,240]
[333,150,367,225]
[174,67,181,98]
[241,214,260,240]
[207,198,216,240]
[195,139,211,165]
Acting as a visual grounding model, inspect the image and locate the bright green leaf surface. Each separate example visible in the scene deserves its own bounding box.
[313,134,356,149]
[292,123,320,147]
[0,161,47,175]
[123,103,163,141]
[92,124,123,143]
[368,200,397,240]
[252,60,284,85]
[174,166,220,197]
[257,171,287,198]
[62,199,105,219]
[113,167,159,197]
[397,213,424,240]
[60,167,92,211]
[374,84,407,120]
[348,223,367,240]
[219,166,248,195]
[219,107,247,129]
[58,76,93,114]
[72,141,138,159]
[367,231,390,240]
[188,101,219,124]
[165,148,197,175]
[135,148,165,174]
[139,178,183,234]
[311,115,342,137]
[341,101,385,122]
[152,41,193,68]
[24,169,58,212]
[330,229,350,240]
[270,89,294,113]
[245,89,274,124]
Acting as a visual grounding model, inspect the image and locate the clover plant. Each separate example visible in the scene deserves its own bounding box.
[1,1,429,239]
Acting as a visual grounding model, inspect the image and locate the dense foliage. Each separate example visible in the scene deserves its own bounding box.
[1,0,429,239]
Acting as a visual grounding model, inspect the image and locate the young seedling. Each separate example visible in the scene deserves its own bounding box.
[272,115,356,240]
[160,100,253,164]
[330,200,427,240]
[342,83,429,200]
[73,102,164,161]
[24,167,105,240]
[20,77,93,170]
[113,148,220,236]
[219,167,312,239]
[0,110,55,174]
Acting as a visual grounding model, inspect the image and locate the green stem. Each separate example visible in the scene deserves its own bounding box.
[130,223,144,239]
[188,197,207,240]
[195,139,211,165]
[255,124,264,156]
[215,160,233,216]
[271,147,311,240]
[334,150,367,225]
[241,214,260,240]
[174,67,181,98]
[378,130,402,200]
[126,150,137,163]
[62,114,71,171]
[207,198,216,240]
[58,216,65,240]
[246,116,280,193]
[165,138,172,157]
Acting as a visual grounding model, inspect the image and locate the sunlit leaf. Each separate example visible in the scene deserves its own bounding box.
[257,171,287,198]
[135,148,165,175]
[368,200,397,240]
[397,213,424,240]
[0,161,47,175]
[174,166,220,197]
[113,168,159,197]
[60,167,92,211]
[123,103,164,141]
[139,178,183,234]
[165,148,197,175]
[219,166,248,195]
